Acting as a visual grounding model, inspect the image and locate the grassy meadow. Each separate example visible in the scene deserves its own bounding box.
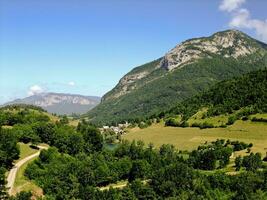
[16,143,38,163]
[123,118,267,155]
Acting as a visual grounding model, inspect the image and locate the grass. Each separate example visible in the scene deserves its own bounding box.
[69,119,80,127]
[45,113,80,127]
[45,113,59,122]
[124,118,267,174]
[13,158,43,197]
[16,143,38,163]
[123,119,267,156]
[99,180,148,191]
[1,125,13,129]
[99,180,128,191]
[250,113,267,120]
[187,109,228,127]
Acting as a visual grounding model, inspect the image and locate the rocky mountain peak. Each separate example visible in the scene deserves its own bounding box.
[101,29,266,102]
[160,29,258,71]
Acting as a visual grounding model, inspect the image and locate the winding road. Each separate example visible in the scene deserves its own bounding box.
[6,146,47,195]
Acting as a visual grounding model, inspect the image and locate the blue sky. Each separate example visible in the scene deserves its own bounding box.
[0,0,267,103]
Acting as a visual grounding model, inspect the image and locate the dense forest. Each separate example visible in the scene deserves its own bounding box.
[0,127,20,200]
[23,137,267,199]
[159,68,267,127]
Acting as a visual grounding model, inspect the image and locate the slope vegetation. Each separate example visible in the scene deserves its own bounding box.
[167,68,267,122]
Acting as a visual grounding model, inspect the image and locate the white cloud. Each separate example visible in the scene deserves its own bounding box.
[229,8,250,27]
[219,0,245,12]
[28,85,44,96]
[220,0,267,42]
[68,81,75,86]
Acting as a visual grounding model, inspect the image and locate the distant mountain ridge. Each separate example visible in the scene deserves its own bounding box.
[4,92,101,115]
[87,29,267,125]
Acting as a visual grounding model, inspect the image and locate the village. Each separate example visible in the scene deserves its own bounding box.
[99,122,130,143]
[101,122,130,134]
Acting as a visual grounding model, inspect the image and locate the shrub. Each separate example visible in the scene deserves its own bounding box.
[263,156,267,162]
[251,117,267,122]
[241,116,249,121]
[230,141,251,151]
[165,118,180,127]
[242,153,262,172]
[191,122,201,127]
[179,121,189,128]
[138,122,149,129]
[227,116,237,125]
[219,124,227,128]
[199,122,214,129]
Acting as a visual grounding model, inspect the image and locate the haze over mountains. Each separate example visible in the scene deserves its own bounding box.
[87,29,267,125]
[4,92,101,115]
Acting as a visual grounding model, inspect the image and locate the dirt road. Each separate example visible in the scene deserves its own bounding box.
[6,146,47,195]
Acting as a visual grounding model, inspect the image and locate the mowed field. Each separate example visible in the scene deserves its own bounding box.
[123,120,267,155]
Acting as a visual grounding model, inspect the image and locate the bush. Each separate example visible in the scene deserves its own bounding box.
[230,141,251,151]
[199,122,214,129]
[242,153,262,172]
[242,116,249,121]
[235,156,242,171]
[11,191,32,200]
[263,156,267,162]
[165,118,180,127]
[179,121,189,128]
[191,122,201,127]
[227,116,237,125]
[138,122,149,129]
[219,124,227,128]
[251,117,267,122]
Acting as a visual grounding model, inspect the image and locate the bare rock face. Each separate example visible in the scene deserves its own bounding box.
[34,93,97,107]
[4,93,101,115]
[160,30,257,71]
[120,71,149,85]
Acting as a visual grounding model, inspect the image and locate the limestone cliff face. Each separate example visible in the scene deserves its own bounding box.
[32,93,98,107]
[160,30,259,71]
[105,71,149,100]
[5,93,101,115]
[102,30,266,102]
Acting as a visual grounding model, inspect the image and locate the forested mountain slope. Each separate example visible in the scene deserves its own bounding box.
[87,30,267,125]
[167,68,267,121]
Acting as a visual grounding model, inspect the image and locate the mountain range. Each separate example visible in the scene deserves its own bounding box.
[4,93,101,115]
[87,29,267,125]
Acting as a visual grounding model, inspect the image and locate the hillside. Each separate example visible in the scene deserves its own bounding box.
[167,68,267,122]
[4,93,101,115]
[123,69,267,163]
[87,30,267,125]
